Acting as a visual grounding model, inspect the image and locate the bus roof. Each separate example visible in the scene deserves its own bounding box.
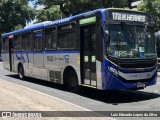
[2,8,150,38]
[2,8,106,38]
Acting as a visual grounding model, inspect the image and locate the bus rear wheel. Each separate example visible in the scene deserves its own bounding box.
[18,65,25,79]
[67,71,80,93]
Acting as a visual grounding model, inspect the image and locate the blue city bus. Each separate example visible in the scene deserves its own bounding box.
[1,8,157,92]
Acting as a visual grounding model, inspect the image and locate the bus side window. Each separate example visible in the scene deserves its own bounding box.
[22,32,31,51]
[58,32,76,49]
[14,35,22,51]
[58,23,76,49]
[34,32,43,51]
[2,37,8,51]
[45,27,57,50]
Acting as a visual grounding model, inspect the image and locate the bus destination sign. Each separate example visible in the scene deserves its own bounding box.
[110,12,147,22]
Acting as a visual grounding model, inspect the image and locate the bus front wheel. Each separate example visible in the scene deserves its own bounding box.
[18,64,25,79]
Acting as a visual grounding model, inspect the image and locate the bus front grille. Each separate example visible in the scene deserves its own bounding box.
[108,57,157,69]
[117,73,157,83]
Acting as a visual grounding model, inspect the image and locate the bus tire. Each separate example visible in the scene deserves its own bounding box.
[67,71,80,93]
[18,64,25,80]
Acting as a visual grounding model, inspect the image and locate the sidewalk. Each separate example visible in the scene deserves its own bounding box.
[0,78,114,120]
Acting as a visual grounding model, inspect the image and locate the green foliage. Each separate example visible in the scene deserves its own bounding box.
[34,0,128,20]
[36,5,61,23]
[137,0,160,31]
[0,0,36,34]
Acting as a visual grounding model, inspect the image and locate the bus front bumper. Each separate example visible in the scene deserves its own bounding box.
[102,71,157,90]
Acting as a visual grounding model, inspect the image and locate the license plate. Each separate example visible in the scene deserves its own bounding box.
[137,83,145,88]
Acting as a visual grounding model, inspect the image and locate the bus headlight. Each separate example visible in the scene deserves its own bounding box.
[108,67,118,76]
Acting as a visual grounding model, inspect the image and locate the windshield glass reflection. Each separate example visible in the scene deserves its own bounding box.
[106,24,156,59]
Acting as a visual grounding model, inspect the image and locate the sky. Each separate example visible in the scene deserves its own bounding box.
[27,1,45,26]
[27,1,36,26]
[28,1,34,8]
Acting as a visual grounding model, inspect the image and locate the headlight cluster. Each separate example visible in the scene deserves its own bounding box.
[108,67,118,76]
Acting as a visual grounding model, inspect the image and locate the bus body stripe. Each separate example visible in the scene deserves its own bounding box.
[1,50,79,54]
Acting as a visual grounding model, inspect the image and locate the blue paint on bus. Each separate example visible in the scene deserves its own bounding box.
[1,8,157,90]
[2,9,105,38]
[101,59,157,90]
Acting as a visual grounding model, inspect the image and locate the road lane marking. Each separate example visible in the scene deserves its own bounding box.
[0,78,116,120]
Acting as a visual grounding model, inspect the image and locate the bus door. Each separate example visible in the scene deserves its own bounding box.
[80,24,97,87]
[8,37,14,71]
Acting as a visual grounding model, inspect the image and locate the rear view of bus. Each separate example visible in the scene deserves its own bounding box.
[103,9,157,90]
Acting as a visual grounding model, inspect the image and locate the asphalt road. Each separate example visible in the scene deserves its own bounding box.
[0,62,160,120]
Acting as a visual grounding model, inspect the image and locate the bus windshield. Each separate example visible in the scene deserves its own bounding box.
[106,24,156,59]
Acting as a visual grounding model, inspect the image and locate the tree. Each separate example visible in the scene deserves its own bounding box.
[36,5,61,23]
[33,0,128,17]
[0,0,36,34]
[137,0,160,31]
